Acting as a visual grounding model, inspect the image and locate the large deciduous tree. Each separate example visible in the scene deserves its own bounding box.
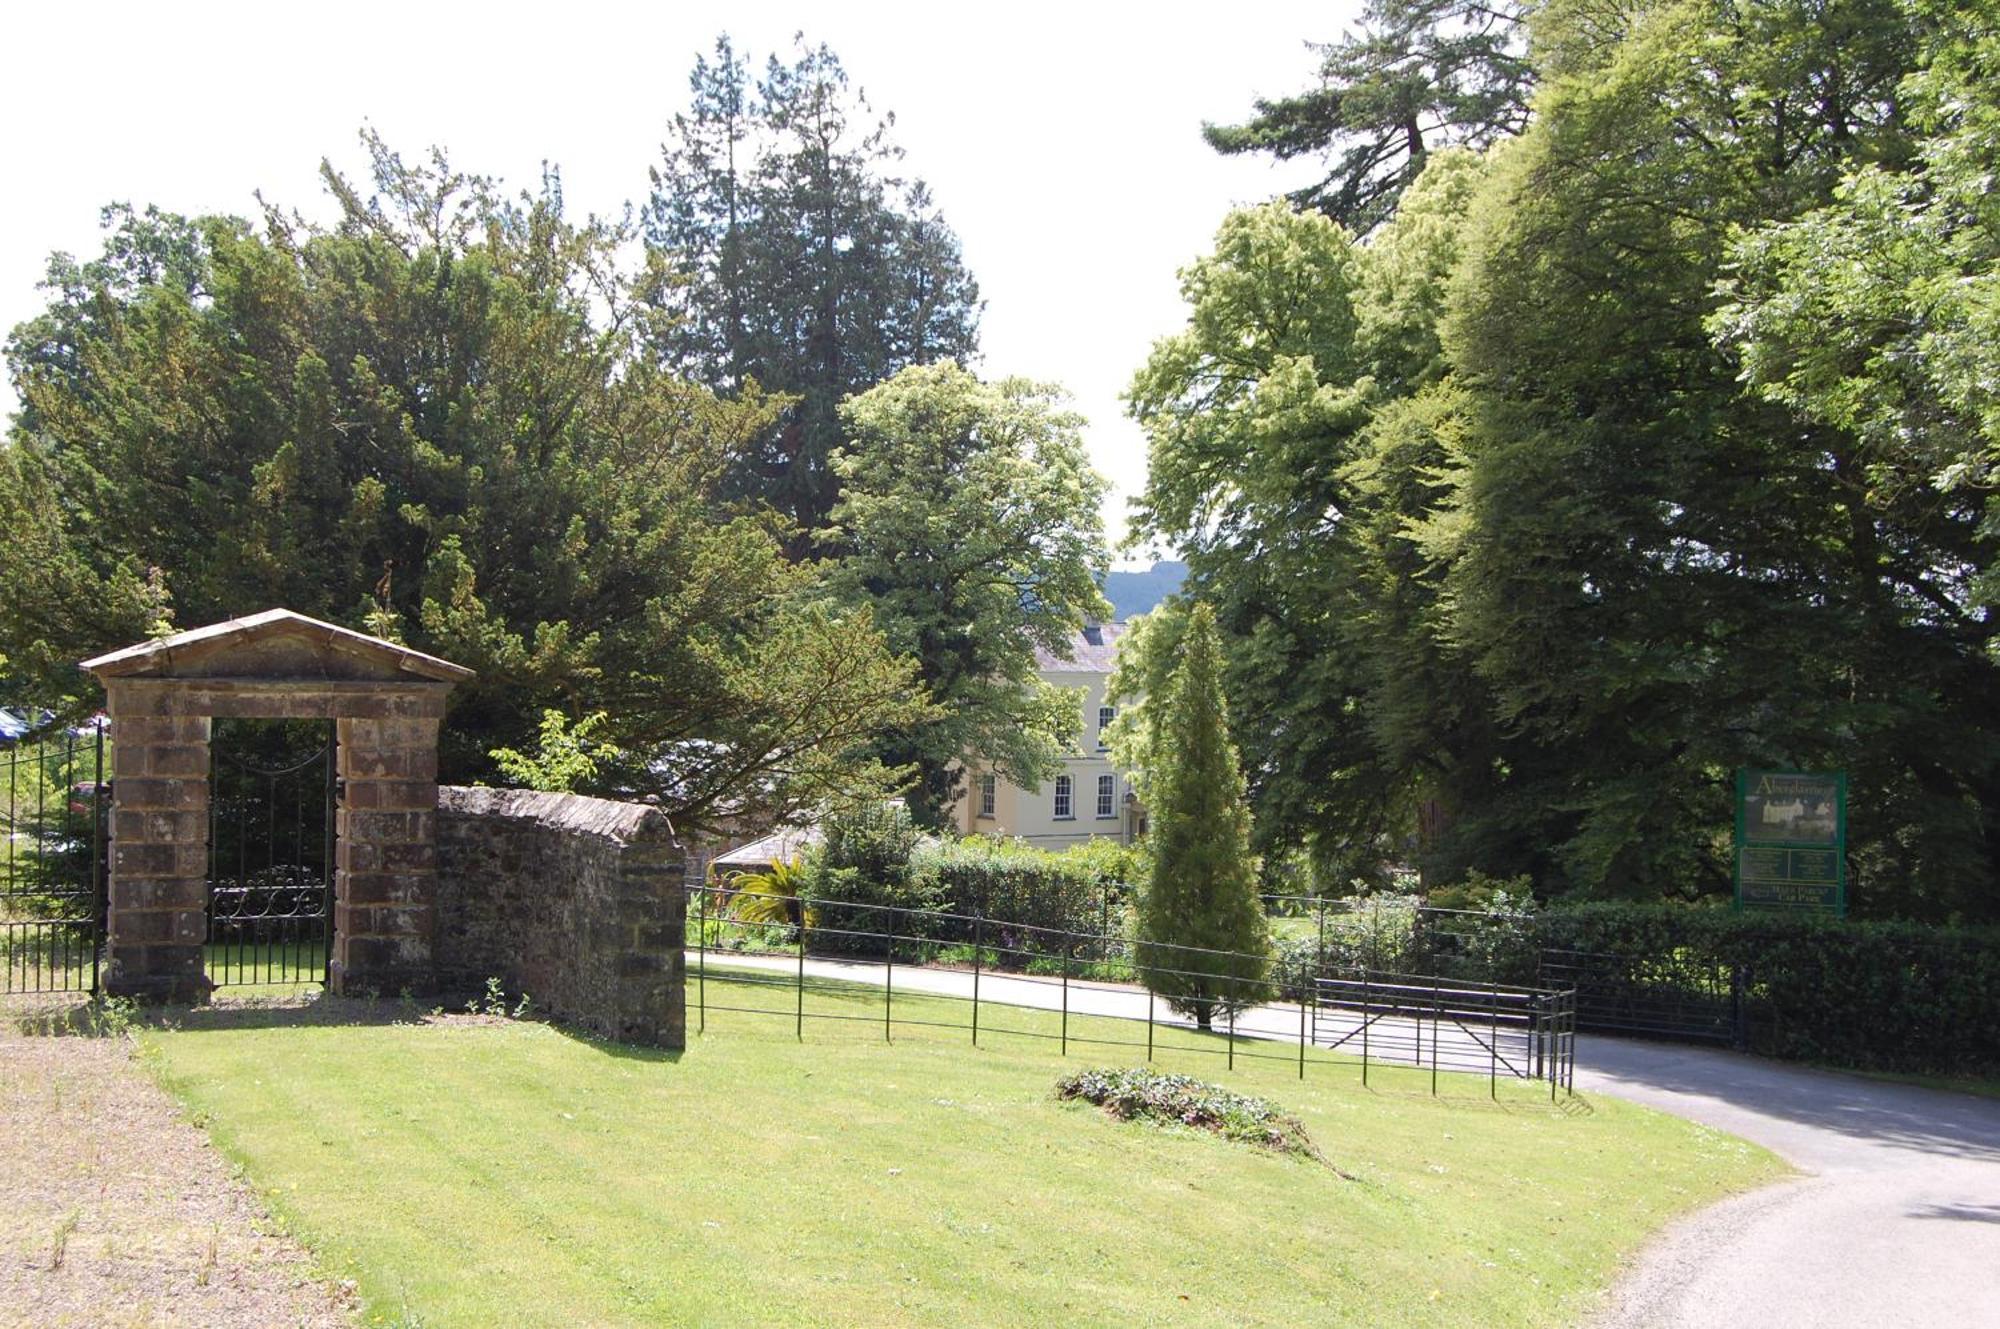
[1145,0,2000,919]
[646,35,983,545]
[1,132,932,833]
[1434,0,1984,911]
[1133,602,1271,1030]
[1128,153,1494,885]
[827,361,1110,826]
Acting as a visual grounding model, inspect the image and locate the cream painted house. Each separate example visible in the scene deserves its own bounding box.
[949,622,1143,850]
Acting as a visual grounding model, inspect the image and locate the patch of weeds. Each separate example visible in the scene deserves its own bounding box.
[391,1278,431,1327]
[88,996,141,1039]
[196,1226,219,1286]
[466,976,532,1019]
[932,943,1001,969]
[16,995,145,1039]
[1055,1067,1335,1166]
[48,1208,80,1270]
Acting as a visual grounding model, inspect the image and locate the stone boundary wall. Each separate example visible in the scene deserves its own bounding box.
[434,787,685,1049]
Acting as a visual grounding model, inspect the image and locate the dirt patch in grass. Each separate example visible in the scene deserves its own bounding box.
[0,1002,356,1328]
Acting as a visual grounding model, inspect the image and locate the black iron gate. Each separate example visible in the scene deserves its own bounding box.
[0,719,106,995]
[1537,948,1745,1046]
[206,719,335,988]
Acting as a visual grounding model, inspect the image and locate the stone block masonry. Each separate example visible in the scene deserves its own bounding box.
[435,787,686,1049]
[101,712,214,1002]
[331,715,442,998]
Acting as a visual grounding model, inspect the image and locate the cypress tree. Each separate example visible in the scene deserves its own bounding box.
[1135,603,1272,1030]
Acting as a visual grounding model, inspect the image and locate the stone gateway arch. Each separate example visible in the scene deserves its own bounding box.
[82,609,473,1003]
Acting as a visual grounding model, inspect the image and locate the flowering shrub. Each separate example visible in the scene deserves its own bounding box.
[1054,1067,1325,1162]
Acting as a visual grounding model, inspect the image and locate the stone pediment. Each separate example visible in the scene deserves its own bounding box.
[80,609,474,685]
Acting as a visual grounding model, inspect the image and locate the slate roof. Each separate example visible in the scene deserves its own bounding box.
[712,826,824,872]
[1033,621,1128,674]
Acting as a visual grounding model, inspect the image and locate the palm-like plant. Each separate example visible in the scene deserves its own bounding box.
[727,857,819,931]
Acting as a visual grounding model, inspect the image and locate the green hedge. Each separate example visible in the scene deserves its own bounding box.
[909,838,1138,965]
[787,830,1142,966]
[1530,903,2000,1075]
[1273,896,2000,1075]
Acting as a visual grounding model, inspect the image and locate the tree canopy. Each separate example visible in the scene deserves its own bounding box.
[828,361,1110,825]
[1203,0,1532,231]
[1140,0,2000,920]
[1,132,932,833]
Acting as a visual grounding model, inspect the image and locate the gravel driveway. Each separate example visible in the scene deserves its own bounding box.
[0,1012,355,1329]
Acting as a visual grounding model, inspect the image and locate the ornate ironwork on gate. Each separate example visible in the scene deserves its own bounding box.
[205,719,334,988]
[0,717,107,994]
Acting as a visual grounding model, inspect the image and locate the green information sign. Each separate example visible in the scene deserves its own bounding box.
[1734,770,1846,915]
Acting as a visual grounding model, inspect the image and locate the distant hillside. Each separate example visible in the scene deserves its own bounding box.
[1103,560,1187,620]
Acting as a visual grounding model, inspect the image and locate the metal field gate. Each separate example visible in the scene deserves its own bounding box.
[0,720,106,995]
[1537,948,1745,1046]
[205,719,335,989]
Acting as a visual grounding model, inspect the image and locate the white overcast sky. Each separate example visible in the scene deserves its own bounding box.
[1,1,1343,562]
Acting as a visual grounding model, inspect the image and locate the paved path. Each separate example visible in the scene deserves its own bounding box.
[698,950,2000,1327]
[1579,1041,2000,1328]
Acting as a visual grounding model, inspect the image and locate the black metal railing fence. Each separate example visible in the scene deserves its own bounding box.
[692,882,1577,1098]
[0,721,106,995]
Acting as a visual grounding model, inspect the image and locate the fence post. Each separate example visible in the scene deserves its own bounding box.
[90,724,105,996]
[1489,978,1498,1101]
[884,908,895,1043]
[696,874,707,1034]
[1060,931,1070,1057]
[1566,993,1576,1096]
[1431,980,1440,1097]
[1227,1002,1235,1071]
[1361,968,1370,1088]
[1533,995,1543,1082]
[1298,980,1308,1080]
[972,912,982,1047]
[1146,986,1154,1061]
[795,910,805,1041]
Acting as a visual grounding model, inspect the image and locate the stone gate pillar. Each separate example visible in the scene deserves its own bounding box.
[82,609,472,1003]
[332,714,443,997]
[102,704,214,1003]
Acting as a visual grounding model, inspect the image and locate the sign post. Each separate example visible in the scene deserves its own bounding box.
[1734,770,1846,915]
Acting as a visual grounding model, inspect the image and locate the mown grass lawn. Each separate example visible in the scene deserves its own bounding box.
[142,967,1783,1328]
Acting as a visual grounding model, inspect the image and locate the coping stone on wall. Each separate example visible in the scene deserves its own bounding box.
[438,786,676,847]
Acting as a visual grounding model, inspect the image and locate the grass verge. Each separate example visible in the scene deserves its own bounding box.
[139,964,1783,1328]
[1838,1066,2000,1102]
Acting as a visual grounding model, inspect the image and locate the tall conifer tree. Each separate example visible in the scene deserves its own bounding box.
[1134,603,1271,1030]
[646,36,982,543]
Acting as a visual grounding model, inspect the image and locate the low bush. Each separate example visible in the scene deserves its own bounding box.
[1054,1067,1327,1163]
[798,804,943,956]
